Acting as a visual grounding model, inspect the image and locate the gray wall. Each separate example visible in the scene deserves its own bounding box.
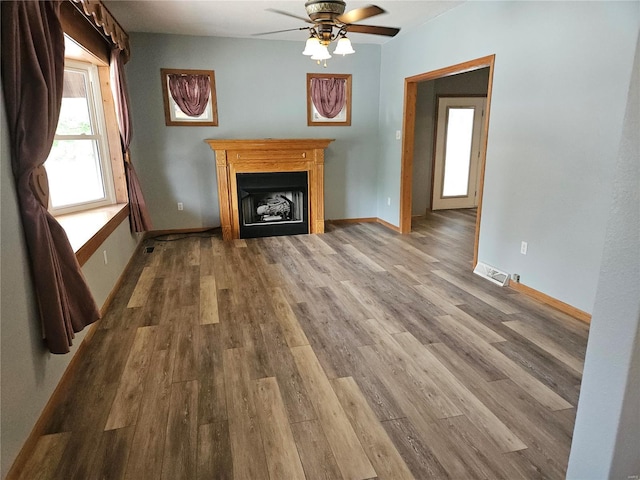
[126,34,382,229]
[412,68,490,215]
[567,33,640,479]
[0,87,140,476]
[377,1,639,313]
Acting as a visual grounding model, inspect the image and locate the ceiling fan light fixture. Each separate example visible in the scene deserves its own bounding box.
[311,43,332,61]
[333,36,355,55]
[302,36,321,56]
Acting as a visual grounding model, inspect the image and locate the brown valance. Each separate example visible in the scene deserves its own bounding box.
[69,0,130,61]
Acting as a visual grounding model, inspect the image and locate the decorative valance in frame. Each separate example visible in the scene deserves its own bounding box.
[69,0,130,60]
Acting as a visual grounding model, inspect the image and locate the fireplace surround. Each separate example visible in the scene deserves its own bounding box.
[205,139,333,240]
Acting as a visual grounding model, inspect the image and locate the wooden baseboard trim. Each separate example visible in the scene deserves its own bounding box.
[509,281,591,324]
[376,217,401,233]
[326,217,401,233]
[146,226,220,238]
[326,217,377,225]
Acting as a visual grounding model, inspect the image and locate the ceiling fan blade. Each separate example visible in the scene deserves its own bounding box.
[266,8,314,24]
[347,24,400,37]
[337,5,385,24]
[253,26,310,36]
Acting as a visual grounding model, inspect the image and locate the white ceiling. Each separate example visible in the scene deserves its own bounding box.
[103,1,463,45]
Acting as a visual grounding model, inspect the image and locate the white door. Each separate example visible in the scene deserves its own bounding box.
[432,97,486,210]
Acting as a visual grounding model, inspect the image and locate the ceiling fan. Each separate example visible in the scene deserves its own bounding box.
[255,1,400,64]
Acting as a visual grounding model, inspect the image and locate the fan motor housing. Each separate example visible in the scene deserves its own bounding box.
[305,0,346,22]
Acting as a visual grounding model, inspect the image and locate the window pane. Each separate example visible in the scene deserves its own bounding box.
[442,107,474,197]
[57,70,93,135]
[45,139,105,208]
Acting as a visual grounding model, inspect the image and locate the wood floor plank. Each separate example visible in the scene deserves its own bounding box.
[105,326,157,430]
[290,420,344,480]
[127,266,158,308]
[291,345,377,480]
[270,286,310,347]
[333,376,415,480]
[161,380,198,480]
[52,381,119,479]
[171,309,199,382]
[254,377,306,480]
[381,418,449,480]
[503,320,584,374]
[433,269,520,314]
[88,426,134,480]
[197,421,233,480]
[17,432,71,480]
[197,324,227,424]
[411,283,507,343]
[259,321,316,423]
[124,348,173,480]
[223,348,269,480]
[391,332,528,453]
[200,275,219,324]
[362,319,462,419]
[341,243,387,273]
[340,280,406,334]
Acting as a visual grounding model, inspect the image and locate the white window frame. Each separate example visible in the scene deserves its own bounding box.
[47,59,116,215]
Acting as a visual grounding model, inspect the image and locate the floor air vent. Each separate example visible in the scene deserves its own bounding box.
[473,262,509,287]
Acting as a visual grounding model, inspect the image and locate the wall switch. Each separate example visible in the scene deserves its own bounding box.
[103,250,108,265]
[395,130,402,140]
[520,241,528,255]
[177,202,184,211]
[387,197,391,206]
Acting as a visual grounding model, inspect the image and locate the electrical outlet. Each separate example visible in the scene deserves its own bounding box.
[395,130,401,140]
[387,197,391,206]
[103,250,108,265]
[520,241,528,255]
[512,273,520,283]
[177,202,184,211]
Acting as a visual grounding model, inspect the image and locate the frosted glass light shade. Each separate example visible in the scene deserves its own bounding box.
[302,37,321,56]
[334,37,355,55]
[311,44,331,60]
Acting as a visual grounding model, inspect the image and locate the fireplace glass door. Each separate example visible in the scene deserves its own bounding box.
[236,172,309,238]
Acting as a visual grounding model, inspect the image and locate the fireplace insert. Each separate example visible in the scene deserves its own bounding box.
[236,171,309,238]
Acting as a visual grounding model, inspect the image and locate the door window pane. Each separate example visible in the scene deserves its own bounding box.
[442,107,474,197]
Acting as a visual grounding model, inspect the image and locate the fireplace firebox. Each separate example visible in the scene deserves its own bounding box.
[236,172,308,238]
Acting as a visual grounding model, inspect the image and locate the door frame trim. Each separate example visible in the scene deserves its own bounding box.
[399,54,495,267]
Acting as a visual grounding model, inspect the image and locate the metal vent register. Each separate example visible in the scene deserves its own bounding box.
[473,262,510,287]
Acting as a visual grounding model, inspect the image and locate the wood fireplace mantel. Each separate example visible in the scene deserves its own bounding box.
[205,139,334,240]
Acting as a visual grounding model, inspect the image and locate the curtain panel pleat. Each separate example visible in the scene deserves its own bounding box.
[1,1,100,354]
[310,77,346,119]
[110,48,152,232]
[167,74,211,117]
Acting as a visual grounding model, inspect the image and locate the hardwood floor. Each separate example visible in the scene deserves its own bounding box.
[17,209,589,479]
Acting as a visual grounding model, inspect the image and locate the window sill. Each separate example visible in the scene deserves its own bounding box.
[55,203,130,266]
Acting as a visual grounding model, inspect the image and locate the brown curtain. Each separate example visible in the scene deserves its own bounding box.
[110,48,152,232]
[167,73,211,117]
[1,1,100,354]
[310,77,346,119]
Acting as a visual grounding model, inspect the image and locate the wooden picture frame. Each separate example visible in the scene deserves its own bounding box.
[307,73,352,126]
[161,68,218,126]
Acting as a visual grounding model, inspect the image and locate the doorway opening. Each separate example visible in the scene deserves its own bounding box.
[399,55,495,267]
